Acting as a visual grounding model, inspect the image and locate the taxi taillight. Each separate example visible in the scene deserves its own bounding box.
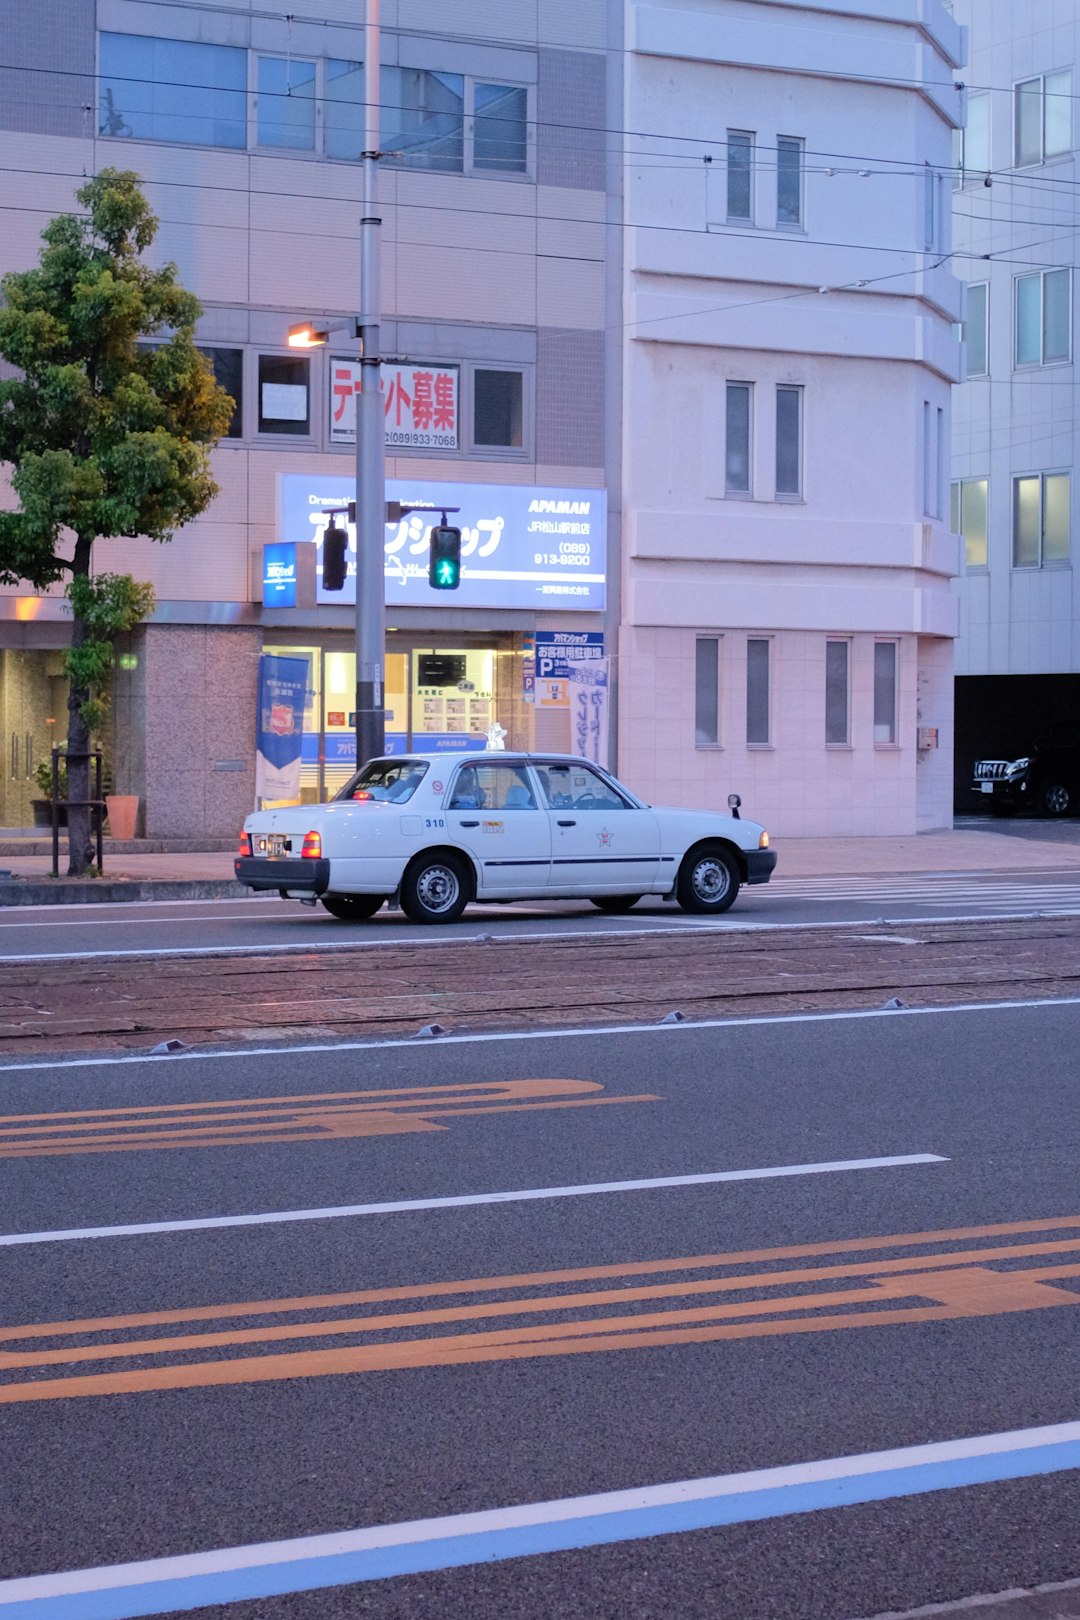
[301,830,322,859]
[238,831,252,858]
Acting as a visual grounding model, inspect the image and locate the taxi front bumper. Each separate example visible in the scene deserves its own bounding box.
[743,848,778,884]
[234,856,331,896]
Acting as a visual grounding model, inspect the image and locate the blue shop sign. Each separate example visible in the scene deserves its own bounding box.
[262,543,298,608]
[280,474,606,612]
[534,630,605,681]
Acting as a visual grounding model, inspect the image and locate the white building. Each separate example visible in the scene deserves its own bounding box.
[617,0,965,835]
[950,0,1080,803]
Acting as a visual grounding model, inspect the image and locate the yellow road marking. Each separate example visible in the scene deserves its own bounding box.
[4,1216,1080,1403]
[0,1079,658,1157]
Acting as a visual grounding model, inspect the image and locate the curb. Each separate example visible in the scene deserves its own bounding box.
[0,879,251,907]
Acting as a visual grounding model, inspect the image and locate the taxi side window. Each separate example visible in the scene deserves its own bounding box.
[449,765,537,810]
[539,764,628,810]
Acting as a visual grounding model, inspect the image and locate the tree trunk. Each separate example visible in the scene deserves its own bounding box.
[65,535,95,876]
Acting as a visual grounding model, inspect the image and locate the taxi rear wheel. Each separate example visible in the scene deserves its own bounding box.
[676,844,740,914]
[320,895,385,921]
[589,895,643,913]
[401,851,470,924]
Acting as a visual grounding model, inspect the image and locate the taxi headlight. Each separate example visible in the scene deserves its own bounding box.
[758,831,770,849]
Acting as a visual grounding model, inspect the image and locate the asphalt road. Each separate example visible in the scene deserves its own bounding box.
[3,1002,1080,1618]
[8,864,1080,961]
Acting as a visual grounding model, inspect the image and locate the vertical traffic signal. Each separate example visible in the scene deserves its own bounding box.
[428,525,462,590]
[321,518,348,591]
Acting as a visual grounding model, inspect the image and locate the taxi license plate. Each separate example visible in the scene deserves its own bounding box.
[269,834,289,856]
[979,782,994,793]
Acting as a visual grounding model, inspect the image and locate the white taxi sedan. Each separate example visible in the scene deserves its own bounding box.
[235,751,776,924]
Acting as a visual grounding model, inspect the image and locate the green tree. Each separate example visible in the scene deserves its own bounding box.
[0,169,231,873]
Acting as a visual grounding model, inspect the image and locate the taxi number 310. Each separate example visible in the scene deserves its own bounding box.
[424,818,446,829]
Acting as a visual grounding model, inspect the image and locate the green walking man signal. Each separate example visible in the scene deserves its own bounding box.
[428,524,463,591]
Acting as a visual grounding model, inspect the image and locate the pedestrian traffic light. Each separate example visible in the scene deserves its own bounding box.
[428,525,462,590]
[322,519,347,592]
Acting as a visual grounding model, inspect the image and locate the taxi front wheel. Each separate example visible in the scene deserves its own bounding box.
[401,851,470,924]
[676,845,740,914]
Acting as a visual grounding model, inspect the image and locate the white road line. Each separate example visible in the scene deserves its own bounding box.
[4,1419,1080,1616]
[0,1153,946,1248]
[0,993,1078,1075]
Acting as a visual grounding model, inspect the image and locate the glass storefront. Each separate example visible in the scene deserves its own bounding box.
[264,633,521,802]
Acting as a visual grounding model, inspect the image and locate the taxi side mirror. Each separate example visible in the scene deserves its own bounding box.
[727,793,741,819]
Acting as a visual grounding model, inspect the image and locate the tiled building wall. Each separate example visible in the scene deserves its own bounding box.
[0,0,95,139]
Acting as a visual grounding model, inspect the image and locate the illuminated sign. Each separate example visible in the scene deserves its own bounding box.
[280,475,606,612]
[262,543,298,608]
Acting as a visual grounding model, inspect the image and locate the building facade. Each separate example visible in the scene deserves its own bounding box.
[0,0,618,833]
[950,0,1080,803]
[617,0,965,835]
[1,0,964,839]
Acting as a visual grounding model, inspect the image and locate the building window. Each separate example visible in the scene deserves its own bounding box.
[472,83,528,174]
[825,640,850,746]
[954,92,992,185]
[725,383,751,495]
[923,162,942,250]
[746,638,771,745]
[951,478,988,569]
[964,283,989,375]
[695,638,720,747]
[873,642,897,745]
[256,56,316,149]
[1015,71,1072,167]
[1013,472,1070,567]
[473,369,523,448]
[775,386,802,497]
[727,130,753,221]
[98,33,247,147]
[382,67,465,172]
[258,354,310,436]
[199,347,243,439]
[1015,268,1071,366]
[325,59,364,160]
[922,402,944,519]
[776,136,804,227]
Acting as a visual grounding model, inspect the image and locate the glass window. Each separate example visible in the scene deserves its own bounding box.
[777,136,803,227]
[924,162,938,249]
[952,478,988,568]
[825,640,849,746]
[727,130,753,221]
[258,354,310,436]
[746,638,770,745]
[964,283,988,375]
[1015,72,1072,165]
[1010,472,1070,568]
[873,643,897,745]
[449,763,537,810]
[962,93,991,177]
[474,369,523,448]
[474,83,528,173]
[98,33,246,148]
[326,59,364,161]
[383,67,464,172]
[537,762,630,811]
[725,382,751,494]
[198,347,243,439]
[695,638,719,747]
[776,386,802,497]
[1016,269,1071,365]
[257,56,315,149]
[336,758,429,804]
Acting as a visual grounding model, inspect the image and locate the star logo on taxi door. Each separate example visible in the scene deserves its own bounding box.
[597,827,614,848]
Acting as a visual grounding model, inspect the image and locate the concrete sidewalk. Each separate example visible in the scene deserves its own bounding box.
[2,821,1080,905]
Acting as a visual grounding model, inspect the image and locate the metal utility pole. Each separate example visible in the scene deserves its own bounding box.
[355,0,385,768]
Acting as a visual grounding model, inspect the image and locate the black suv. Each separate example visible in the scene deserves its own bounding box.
[972,726,1080,816]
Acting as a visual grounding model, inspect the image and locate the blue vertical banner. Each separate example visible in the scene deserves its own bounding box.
[255,654,310,803]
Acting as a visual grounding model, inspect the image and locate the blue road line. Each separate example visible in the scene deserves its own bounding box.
[4,1435,1080,1619]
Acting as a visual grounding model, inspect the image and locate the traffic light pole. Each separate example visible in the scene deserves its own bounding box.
[355,0,385,768]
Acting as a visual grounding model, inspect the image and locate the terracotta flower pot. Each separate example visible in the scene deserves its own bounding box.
[105,795,139,840]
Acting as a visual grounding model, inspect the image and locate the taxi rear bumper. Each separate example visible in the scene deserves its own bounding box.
[234,856,331,896]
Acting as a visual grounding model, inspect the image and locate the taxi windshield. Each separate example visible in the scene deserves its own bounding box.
[333,760,428,805]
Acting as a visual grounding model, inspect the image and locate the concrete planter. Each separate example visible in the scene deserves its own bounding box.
[105,795,139,840]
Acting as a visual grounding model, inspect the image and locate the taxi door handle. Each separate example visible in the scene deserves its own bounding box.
[557,819,576,827]
[459,819,480,828]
